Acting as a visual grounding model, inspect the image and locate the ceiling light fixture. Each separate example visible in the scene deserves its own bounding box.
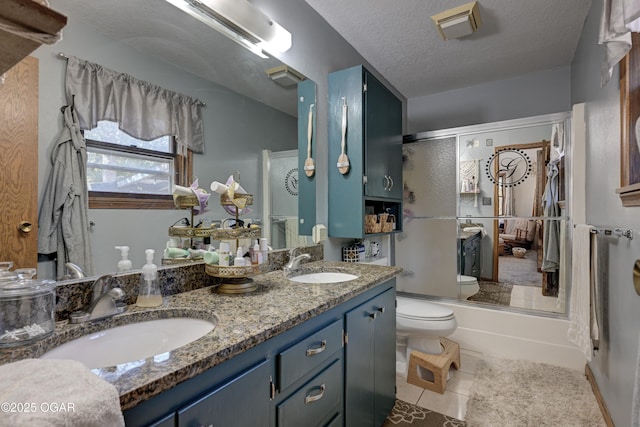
[265,65,305,87]
[165,0,292,59]
[431,1,482,40]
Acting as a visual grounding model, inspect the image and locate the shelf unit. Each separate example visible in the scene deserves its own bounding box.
[168,194,264,294]
[1,0,67,75]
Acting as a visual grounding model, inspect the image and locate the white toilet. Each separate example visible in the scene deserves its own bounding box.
[395,296,458,376]
[458,274,480,300]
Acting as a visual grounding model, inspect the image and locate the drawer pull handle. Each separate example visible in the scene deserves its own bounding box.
[305,384,326,404]
[306,339,327,356]
[377,306,385,314]
[369,312,378,319]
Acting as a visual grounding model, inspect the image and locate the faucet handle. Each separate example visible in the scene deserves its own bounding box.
[108,287,125,300]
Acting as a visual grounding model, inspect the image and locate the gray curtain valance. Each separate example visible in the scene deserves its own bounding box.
[65,56,205,153]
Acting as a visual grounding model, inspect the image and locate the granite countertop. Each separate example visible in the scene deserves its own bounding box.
[0,261,401,410]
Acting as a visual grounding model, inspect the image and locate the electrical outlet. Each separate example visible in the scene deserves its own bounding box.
[482,197,492,205]
[486,139,493,146]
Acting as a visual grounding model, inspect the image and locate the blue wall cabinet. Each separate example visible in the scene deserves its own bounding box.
[344,286,397,427]
[328,65,403,238]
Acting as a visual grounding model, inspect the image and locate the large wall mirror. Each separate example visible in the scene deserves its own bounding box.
[397,112,570,316]
[17,0,314,279]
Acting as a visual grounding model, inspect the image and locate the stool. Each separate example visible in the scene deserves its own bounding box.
[406,337,460,394]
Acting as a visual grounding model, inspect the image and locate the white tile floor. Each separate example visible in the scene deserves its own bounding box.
[395,348,484,421]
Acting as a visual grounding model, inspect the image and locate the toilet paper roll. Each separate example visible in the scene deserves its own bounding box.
[164,247,189,258]
[173,185,195,197]
[210,181,229,194]
[204,251,219,265]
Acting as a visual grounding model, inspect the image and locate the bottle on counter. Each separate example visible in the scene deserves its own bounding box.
[136,249,162,308]
[114,246,132,272]
[233,247,245,267]
[259,238,269,265]
[219,242,231,266]
[251,241,262,265]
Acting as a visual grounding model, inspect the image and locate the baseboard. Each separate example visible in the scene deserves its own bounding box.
[585,364,614,427]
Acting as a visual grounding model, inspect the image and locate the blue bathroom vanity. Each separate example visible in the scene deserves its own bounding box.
[114,262,400,427]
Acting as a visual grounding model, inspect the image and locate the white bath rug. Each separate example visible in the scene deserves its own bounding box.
[465,357,605,427]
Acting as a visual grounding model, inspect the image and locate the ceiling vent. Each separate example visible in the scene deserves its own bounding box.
[265,65,305,87]
[431,1,482,40]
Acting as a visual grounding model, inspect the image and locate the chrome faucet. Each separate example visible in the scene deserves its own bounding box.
[69,274,126,323]
[64,262,86,279]
[283,248,311,272]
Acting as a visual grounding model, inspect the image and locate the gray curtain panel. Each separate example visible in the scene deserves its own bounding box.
[64,55,205,153]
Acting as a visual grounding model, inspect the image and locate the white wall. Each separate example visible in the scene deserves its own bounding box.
[571,1,640,425]
[408,67,572,134]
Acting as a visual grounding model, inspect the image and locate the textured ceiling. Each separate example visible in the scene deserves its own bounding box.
[305,0,592,98]
[49,0,592,116]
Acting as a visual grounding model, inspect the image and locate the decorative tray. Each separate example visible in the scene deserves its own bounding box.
[220,193,253,206]
[168,226,261,239]
[174,195,199,209]
[205,263,267,278]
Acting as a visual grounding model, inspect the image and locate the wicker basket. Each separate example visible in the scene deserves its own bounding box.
[382,214,396,232]
[365,214,382,234]
[512,247,527,258]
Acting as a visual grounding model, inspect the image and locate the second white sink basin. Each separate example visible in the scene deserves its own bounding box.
[288,272,359,284]
[40,317,216,369]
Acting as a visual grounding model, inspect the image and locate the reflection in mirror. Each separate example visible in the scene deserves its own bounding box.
[261,149,312,250]
[297,80,317,237]
[398,113,570,316]
[27,3,303,280]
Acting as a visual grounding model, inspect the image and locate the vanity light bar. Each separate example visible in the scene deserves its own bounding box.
[165,0,292,59]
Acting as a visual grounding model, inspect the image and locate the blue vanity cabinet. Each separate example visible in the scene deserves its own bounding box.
[344,286,396,427]
[458,231,482,279]
[123,280,397,427]
[275,319,344,426]
[177,359,272,427]
[328,65,403,238]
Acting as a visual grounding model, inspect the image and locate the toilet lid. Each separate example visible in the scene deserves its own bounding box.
[396,298,455,321]
[457,275,478,285]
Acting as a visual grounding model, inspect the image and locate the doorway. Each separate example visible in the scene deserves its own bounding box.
[491,140,550,288]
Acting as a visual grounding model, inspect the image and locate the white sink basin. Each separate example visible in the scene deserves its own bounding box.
[40,317,216,369]
[288,272,359,284]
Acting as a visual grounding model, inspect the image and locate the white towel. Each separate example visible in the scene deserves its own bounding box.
[568,224,594,362]
[599,0,640,86]
[0,359,124,427]
[632,330,640,426]
[285,217,310,248]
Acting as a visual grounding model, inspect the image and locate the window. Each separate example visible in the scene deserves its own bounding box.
[84,121,192,209]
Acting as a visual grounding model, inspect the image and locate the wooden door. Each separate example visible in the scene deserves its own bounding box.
[0,56,38,269]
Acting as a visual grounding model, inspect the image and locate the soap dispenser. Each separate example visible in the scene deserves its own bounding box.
[136,249,162,307]
[114,246,132,272]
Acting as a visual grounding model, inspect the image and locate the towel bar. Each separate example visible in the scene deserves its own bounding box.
[590,227,633,240]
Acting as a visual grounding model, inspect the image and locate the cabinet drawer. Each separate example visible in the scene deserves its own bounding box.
[278,319,342,390]
[277,359,342,427]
